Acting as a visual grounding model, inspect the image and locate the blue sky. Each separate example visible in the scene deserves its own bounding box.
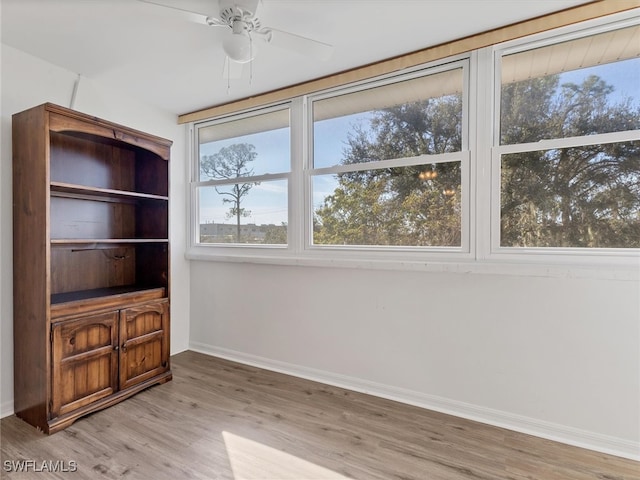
[199,127,290,225]
[558,58,640,107]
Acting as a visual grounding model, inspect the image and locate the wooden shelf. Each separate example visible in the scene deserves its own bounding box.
[51,239,168,246]
[51,182,168,202]
[51,286,167,318]
[51,286,165,306]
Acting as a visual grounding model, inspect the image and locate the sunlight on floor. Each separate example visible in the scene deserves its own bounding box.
[222,431,349,480]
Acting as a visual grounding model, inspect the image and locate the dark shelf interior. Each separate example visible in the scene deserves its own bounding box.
[49,195,168,241]
[51,285,165,305]
[49,131,168,197]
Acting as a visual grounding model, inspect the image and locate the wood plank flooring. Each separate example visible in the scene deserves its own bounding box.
[1,350,638,479]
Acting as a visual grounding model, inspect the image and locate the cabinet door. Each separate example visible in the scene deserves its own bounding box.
[51,312,119,418]
[119,300,169,390]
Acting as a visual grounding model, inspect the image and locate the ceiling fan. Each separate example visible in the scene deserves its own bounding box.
[138,0,333,68]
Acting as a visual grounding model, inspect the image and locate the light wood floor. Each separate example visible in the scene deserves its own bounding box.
[1,351,638,480]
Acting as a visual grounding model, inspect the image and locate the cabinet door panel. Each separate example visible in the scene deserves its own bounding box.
[119,300,169,390]
[51,312,118,417]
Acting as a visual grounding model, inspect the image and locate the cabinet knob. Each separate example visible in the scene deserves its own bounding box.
[114,345,119,351]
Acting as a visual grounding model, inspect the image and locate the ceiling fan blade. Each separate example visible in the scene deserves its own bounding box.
[136,0,224,27]
[220,0,260,14]
[265,28,333,61]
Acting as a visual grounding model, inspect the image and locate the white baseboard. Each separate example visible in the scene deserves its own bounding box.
[1,400,14,419]
[190,341,640,461]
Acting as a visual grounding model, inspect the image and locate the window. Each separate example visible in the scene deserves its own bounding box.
[496,23,640,250]
[195,106,290,245]
[188,13,640,270]
[309,64,468,249]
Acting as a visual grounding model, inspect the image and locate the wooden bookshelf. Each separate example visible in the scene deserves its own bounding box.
[13,103,173,433]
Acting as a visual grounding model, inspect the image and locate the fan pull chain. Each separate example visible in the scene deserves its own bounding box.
[226,56,231,95]
[249,35,254,86]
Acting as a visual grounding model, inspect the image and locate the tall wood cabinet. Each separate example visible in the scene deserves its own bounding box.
[12,103,172,433]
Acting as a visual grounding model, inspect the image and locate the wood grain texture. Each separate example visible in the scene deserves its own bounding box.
[12,103,51,430]
[2,351,637,479]
[119,300,170,390]
[51,287,165,318]
[51,311,119,417]
[48,108,172,161]
[12,103,172,434]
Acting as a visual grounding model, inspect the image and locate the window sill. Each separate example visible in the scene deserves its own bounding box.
[185,246,639,281]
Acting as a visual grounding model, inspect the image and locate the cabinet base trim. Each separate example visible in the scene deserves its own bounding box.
[46,371,172,434]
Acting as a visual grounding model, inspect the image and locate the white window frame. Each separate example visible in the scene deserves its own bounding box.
[189,102,294,256]
[488,13,640,267]
[185,10,640,279]
[303,58,473,261]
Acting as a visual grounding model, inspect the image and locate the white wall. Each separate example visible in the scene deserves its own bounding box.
[0,44,190,417]
[189,261,640,459]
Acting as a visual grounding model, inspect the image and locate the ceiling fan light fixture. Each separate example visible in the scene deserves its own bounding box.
[223,32,256,63]
[222,20,257,63]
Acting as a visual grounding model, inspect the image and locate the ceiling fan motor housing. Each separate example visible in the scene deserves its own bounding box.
[232,19,251,35]
[218,6,262,32]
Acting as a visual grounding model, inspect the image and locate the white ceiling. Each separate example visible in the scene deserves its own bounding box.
[1,0,592,116]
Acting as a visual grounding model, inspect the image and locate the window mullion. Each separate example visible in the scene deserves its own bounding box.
[473,47,495,261]
[289,96,305,254]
